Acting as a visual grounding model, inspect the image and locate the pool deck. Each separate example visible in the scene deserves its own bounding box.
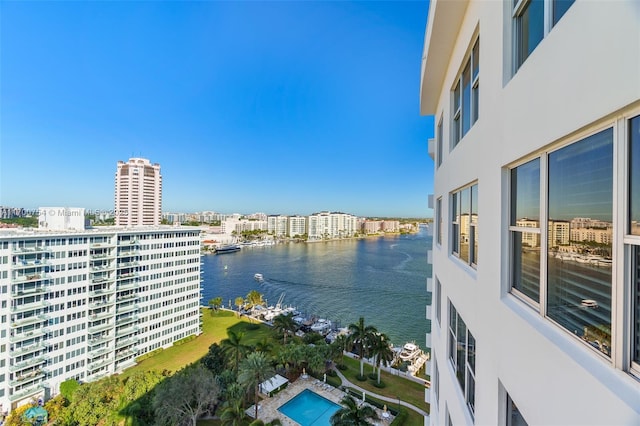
[247,375,395,426]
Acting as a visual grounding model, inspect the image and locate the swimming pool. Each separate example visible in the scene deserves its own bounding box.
[278,389,342,426]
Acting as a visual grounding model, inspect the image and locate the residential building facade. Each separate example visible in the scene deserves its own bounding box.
[0,226,202,411]
[114,158,162,226]
[287,216,307,238]
[421,1,640,424]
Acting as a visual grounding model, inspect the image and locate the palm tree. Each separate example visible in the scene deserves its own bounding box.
[348,317,378,377]
[246,290,264,307]
[272,313,296,344]
[221,330,249,372]
[370,333,394,384]
[238,352,275,420]
[220,399,248,426]
[330,394,379,426]
[234,296,245,316]
[253,337,273,354]
[329,334,348,369]
[209,297,223,313]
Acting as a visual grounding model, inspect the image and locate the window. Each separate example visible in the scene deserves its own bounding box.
[437,197,443,246]
[452,38,479,146]
[508,128,613,358]
[506,393,529,426]
[449,301,476,416]
[513,0,575,70]
[435,278,442,326]
[629,115,640,373]
[437,116,443,167]
[510,159,541,303]
[452,183,479,266]
[433,355,439,403]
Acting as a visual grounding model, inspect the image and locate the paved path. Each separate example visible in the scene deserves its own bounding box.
[333,368,430,418]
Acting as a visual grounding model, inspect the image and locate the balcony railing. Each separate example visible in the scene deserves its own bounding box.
[88,334,114,346]
[88,322,113,334]
[87,357,113,371]
[12,342,46,357]
[12,246,49,254]
[88,347,112,359]
[115,347,138,361]
[9,384,42,402]
[11,300,49,314]
[9,356,46,373]
[10,328,47,343]
[116,326,138,338]
[115,336,139,349]
[116,315,138,326]
[12,259,49,269]
[11,286,47,297]
[9,370,44,387]
[11,274,49,284]
[11,314,48,328]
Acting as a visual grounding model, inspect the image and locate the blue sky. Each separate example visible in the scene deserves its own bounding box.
[1,1,434,218]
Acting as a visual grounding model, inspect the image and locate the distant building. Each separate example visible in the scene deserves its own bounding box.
[267,215,288,237]
[38,207,86,231]
[0,226,201,411]
[114,158,162,226]
[287,215,307,237]
[308,212,357,240]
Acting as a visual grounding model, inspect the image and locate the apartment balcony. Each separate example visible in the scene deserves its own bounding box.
[12,342,46,357]
[115,358,137,372]
[91,275,115,285]
[115,336,139,350]
[11,300,49,314]
[11,273,49,284]
[85,369,110,383]
[116,293,138,302]
[116,326,139,338]
[88,322,113,334]
[10,328,48,343]
[89,251,115,260]
[90,242,115,249]
[89,286,116,297]
[118,239,139,246]
[88,334,115,346]
[87,357,113,371]
[117,250,139,258]
[117,271,138,280]
[88,346,112,360]
[117,261,139,268]
[10,370,44,387]
[89,298,115,309]
[12,246,49,254]
[89,310,114,322]
[116,315,138,327]
[90,264,114,272]
[11,285,47,297]
[115,347,138,362]
[8,384,43,402]
[12,259,49,269]
[117,280,139,291]
[11,314,48,328]
[9,356,46,373]
[116,303,138,315]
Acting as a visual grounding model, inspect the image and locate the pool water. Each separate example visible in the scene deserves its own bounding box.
[278,389,342,426]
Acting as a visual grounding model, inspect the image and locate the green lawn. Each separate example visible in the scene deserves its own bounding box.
[121,309,259,378]
[340,356,429,414]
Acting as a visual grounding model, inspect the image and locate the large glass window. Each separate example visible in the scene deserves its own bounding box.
[452,39,479,146]
[437,117,443,168]
[448,301,475,417]
[630,115,640,371]
[547,128,613,357]
[510,159,541,302]
[435,278,442,326]
[452,183,478,267]
[513,0,574,71]
[437,197,443,246]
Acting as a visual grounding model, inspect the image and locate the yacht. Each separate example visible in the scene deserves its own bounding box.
[310,318,332,335]
[215,245,241,254]
[398,342,422,362]
[254,273,264,282]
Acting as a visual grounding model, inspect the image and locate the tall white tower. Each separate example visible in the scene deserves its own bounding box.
[114,158,162,226]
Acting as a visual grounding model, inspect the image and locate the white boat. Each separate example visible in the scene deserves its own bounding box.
[581,299,598,308]
[398,342,422,362]
[254,273,264,282]
[310,318,332,335]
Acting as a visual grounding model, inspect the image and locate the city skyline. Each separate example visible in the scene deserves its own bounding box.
[0,1,434,218]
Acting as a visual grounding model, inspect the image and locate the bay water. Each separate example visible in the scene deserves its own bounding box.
[201,226,432,347]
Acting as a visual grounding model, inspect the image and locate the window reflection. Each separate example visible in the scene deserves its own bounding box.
[547,128,613,357]
[517,0,544,68]
[511,159,540,302]
[507,393,529,426]
[630,115,640,236]
[633,246,640,365]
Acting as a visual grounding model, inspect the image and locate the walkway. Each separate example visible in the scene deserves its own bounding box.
[333,368,430,418]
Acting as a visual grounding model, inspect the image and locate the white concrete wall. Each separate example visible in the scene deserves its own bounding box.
[424,1,640,424]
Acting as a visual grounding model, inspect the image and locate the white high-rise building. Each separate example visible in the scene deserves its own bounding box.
[0,226,202,411]
[267,215,289,237]
[114,158,162,226]
[287,215,307,238]
[420,1,640,425]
